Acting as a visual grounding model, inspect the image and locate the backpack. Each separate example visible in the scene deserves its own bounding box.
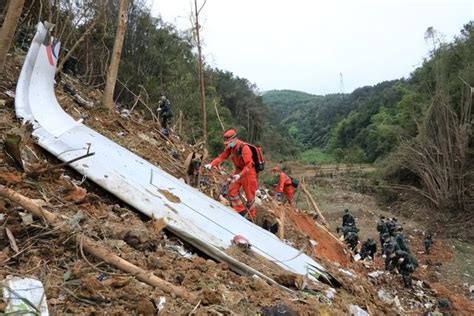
[290,177,300,188]
[238,143,265,173]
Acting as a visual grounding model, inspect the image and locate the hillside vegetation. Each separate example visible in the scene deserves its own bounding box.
[263,22,474,165]
[4,0,297,158]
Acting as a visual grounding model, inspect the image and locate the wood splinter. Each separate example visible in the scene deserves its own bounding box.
[0,185,198,304]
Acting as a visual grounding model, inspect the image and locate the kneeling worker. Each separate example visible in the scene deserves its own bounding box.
[272,166,295,205]
[205,129,258,219]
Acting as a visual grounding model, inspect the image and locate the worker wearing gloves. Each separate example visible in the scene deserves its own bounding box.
[204,129,258,219]
[272,166,295,204]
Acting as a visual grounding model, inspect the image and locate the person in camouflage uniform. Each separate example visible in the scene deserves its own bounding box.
[424,232,433,255]
[394,227,410,253]
[382,233,400,271]
[396,250,419,287]
[342,209,356,227]
[377,216,389,248]
[360,238,377,260]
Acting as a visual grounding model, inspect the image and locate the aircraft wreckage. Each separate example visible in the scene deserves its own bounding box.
[15,22,337,288]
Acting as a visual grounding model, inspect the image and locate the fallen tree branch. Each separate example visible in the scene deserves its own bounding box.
[0,185,198,304]
[300,180,328,226]
[213,99,225,131]
[27,152,95,177]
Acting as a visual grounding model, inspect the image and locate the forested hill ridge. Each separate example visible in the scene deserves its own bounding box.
[263,21,474,164]
[0,0,297,158]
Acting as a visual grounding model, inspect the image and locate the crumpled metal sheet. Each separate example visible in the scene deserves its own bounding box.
[15,23,330,281]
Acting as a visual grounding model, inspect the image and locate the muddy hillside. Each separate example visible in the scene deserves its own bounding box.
[1,55,473,315]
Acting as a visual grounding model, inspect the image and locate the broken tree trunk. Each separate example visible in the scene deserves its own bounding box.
[0,185,198,304]
[0,0,26,72]
[300,180,328,226]
[102,0,129,111]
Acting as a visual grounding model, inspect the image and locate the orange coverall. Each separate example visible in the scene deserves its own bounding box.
[210,140,258,218]
[276,171,295,204]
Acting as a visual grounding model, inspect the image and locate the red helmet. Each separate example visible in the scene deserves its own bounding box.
[232,235,250,248]
[223,129,237,145]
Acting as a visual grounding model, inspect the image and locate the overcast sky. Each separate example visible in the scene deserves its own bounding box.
[149,0,473,95]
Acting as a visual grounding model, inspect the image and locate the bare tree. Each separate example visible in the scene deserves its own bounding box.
[102,0,129,111]
[56,1,108,74]
[193,0,207,146]
[0,0,26,72]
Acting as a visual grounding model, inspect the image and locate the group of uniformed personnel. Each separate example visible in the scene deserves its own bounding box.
[338,211,431,288]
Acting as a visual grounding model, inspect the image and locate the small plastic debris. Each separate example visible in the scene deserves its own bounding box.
[368,271,384,279]
[5,90,15,98]
[325,288,336,300]
[155,296,166,312]
[165,242,194,259]
[469,285,474,293]
[338,268,354,277]
[120,109,130,117]
[378,289,393,305]
[354,253,361,261]
[393,295,402,309]
[2,275,49,315]
[348,304,369,316]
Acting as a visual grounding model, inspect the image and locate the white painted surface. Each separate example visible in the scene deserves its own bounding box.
[15,23,329,281]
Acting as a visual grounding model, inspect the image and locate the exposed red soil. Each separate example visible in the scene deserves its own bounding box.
[285,206,351,267]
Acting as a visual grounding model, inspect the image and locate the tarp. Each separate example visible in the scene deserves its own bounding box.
[15,22,331,283]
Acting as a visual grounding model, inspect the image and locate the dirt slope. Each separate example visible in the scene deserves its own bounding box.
[1,55,473,314]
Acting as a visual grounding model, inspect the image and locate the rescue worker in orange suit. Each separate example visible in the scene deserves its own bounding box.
[204,129,258,219]
[272,166,295,205]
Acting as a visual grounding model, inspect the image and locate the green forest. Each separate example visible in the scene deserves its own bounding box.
[7,0,297,157]
[263,22,474,165]
[3,1,472,215]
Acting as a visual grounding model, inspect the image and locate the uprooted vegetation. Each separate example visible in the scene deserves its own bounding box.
[1,56,474,314]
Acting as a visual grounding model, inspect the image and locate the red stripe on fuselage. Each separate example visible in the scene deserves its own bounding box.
[46,45,54,66]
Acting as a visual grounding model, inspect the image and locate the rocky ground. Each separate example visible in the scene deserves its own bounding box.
[1,54,473,315]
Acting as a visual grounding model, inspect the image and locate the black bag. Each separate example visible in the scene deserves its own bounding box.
[290,177,299,188]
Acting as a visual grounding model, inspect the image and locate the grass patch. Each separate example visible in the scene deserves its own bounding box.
[301,148,336,164]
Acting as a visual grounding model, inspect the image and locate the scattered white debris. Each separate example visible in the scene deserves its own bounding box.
[74,94,94,108]
[325,288,336,300]
[2,276,49,315]
[5,90,15,98]
[19,212,34,225]
[378,289,394,305]
[339,268,355,277]
[155,296,166,312]
[120,109,130,117]
[394,295,402,309]
[368,271,384,279]
[354,253,361,261]
[348,304,369,316]
[469,285,474,293]
[166,243,194,259]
